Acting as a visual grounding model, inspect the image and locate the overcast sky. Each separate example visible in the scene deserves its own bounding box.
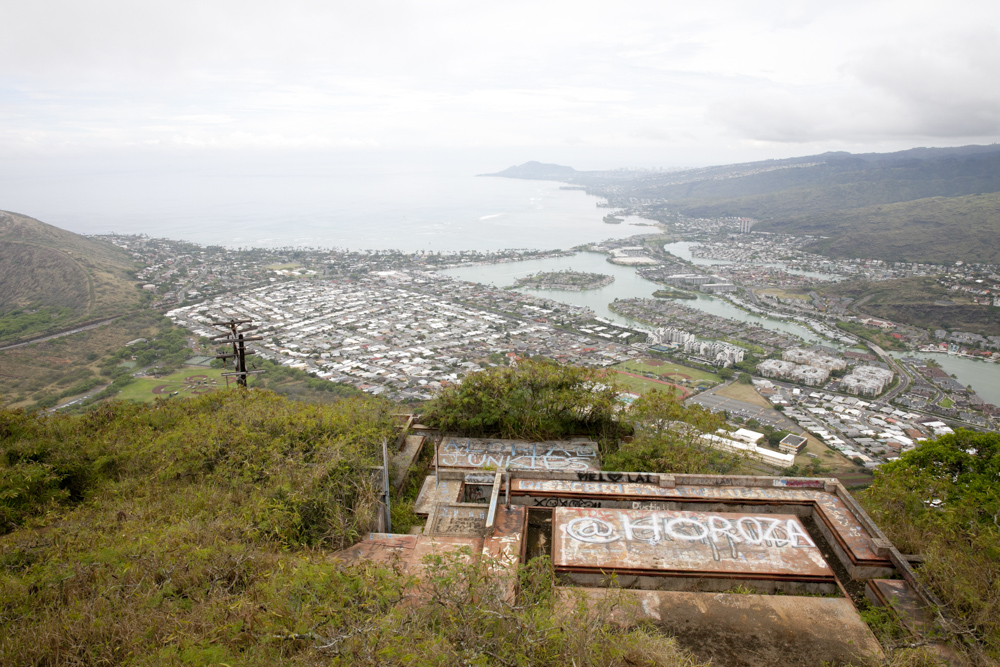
[2,0,999,168]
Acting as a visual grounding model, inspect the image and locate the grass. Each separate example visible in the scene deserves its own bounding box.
[756,287,810,301]
[794,435,871,481]
[0,312,168,409]
[613,371,689,399]
[826,277,1000,337]
[713,381,772,408]
[116,367,228,402]
[613,359,718,385]
[938,397,954,408]
[795,192,1000,264]
[0,211,144,345]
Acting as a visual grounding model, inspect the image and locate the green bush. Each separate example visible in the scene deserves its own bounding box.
[603,390,739,474]
[862,430,1000,660]
[423,360,625,442]
[0,390,394,542]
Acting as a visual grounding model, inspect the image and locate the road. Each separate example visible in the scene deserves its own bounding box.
[0,318,120,352]
[865,343,910,406]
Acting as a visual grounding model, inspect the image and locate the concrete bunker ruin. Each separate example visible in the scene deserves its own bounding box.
[336,434,937,665]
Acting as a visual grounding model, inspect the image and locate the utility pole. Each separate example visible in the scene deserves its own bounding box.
[210,317,265,388]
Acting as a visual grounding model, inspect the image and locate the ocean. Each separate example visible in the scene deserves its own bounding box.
[0,153,639,252]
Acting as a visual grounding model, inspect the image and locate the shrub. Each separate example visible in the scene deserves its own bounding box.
[862,430,1000,660]
[423,360,625,442]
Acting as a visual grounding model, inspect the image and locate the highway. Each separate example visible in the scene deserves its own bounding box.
[0,318,120,352]
[865,343,910,407]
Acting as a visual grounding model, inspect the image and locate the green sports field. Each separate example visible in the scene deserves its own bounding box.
[117,367,230,403]
[611,358,719,386]
[613,371,690,399]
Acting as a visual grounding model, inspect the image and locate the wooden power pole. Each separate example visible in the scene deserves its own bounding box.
[210,318,264,388]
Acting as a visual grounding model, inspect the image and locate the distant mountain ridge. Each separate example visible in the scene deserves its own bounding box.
[478,161,578,180]
[486,144,1000,263]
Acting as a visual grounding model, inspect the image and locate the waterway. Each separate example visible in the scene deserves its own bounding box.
[662,241,841,281]
[439,251,831,345]
[441,251,1000,405]
[891,351,1000,406]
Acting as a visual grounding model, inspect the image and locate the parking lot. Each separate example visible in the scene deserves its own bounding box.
[685,388,800,432]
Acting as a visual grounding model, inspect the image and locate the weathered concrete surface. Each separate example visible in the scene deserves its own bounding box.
[482,505,528,602]
[512,479,891,573]
[428,504,489,537]
[414,476,462,515]
[564,588,883,667]
[391,434,425,491]
[552,507,834,581]
[437,437,600,472]
[866,579,934,633]
[333,533,482,577]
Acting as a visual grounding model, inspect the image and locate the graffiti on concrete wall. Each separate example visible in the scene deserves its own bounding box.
[552,507,832,577]
[439,438,599,471]
[514,479,673,497]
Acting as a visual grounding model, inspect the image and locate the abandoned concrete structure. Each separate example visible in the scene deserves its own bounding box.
[335,433,941,666]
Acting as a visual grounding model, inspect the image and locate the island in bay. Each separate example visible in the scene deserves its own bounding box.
[513,269,615,291]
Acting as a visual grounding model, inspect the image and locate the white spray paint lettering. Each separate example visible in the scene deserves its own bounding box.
[565,512,816,549]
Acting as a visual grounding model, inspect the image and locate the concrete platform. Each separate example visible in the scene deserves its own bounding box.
[567,588,884,666]
[391,434,425,491]
[414,476,462,515]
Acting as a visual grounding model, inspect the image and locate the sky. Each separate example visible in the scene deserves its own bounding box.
[2,0,1000,169]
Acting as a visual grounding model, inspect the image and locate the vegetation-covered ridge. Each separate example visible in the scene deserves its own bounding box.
[825,276,1000,338]
[491,145,1000,264]
[0,373,715,666]
[0,210,144,344]
[861,429,1000,661]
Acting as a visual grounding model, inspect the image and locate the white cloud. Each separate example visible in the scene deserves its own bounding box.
[0,0,998,163]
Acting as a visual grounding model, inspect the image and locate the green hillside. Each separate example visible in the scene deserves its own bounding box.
[1,362,993,663]
[492,145,1000,264]
[647,148,1000,218]
[824,276,1000,336]
[778,192,1000,263]
[0,211,142,343]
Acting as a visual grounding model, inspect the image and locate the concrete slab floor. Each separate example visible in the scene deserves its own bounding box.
[563,588,883,667]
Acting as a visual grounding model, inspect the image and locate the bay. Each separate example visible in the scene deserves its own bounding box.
[439,251,831,344]
[0,158,638,252]
[891,351,1000,407]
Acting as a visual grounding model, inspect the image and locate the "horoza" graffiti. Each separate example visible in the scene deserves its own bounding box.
[564,512,815,549]
[575,472,654,484]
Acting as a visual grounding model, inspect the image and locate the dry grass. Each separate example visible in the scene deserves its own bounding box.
[0,211,142,345]
[0,313,164,408]
[714,381,772,408]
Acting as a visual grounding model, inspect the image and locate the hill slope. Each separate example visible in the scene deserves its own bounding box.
[780,192,1000,263]
[824,276,1000,336]
[0,211,141,343]
[487,145,1000,263]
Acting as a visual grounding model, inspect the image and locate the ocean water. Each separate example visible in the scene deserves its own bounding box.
[0,154,639,252]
